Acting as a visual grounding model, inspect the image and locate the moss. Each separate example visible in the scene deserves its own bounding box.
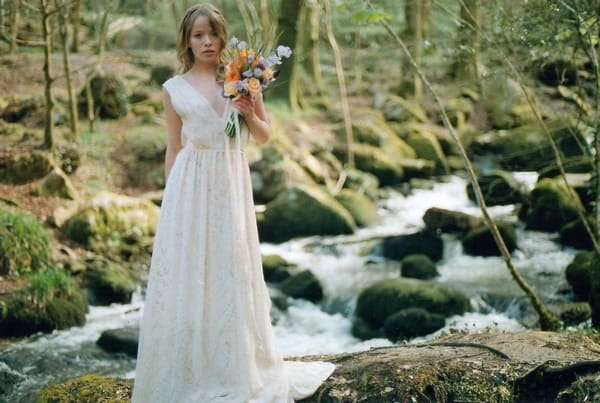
[342,168,380,200]
[356,278,470,328]
[524,178,580,232]
[466,170,526,206]
[78,73,129,119]
[262,254,293,283]
[403,130,449,174]
[334,188,379,227]
[84,258,136,305]
[462,221,517,256]
[0,206,52,277]
[37,374,133,403]
[5,150,55,184]
[383,307,445,340]
[336,143,404,186]
[382,230,444,262]
[401,254,438,280]
[279,270,323,302]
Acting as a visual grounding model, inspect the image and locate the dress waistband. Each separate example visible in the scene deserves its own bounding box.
[183,143,244,153]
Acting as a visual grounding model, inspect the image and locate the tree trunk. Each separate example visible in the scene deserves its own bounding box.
[301,0,323,94]
[402,0,423,98]
[9,0,20,53]
[55,0,79,142]
[97,0,111,58]
[271,0,303,103]
[40,0,54,149]
[70,0,81,52]
[451,0,480,83]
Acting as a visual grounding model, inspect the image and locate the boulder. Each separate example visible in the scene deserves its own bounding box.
[565,251,596,301]
[423,207,482,234]
[97,327,139,357]
[342,168,380,201]
[37,167,78,199]
[401,254,438,280]
[481,76,534,129]
[150,65,175,86]
[351,317,381,340]
[84,258,136,305]
[38,374,132,403]
[0,119,24,137]
[382,230,444,262]
[536,59,577,86]
[5,150,55,184]
[0,96,44,123]
[559,302,591,326]
[591,261,600,327]
[279,270,324,303]
[559,217,596,250]
[402,130,449,174]
[355,278,470,328]
[537,156,594,180]
[522,178,580,232]
[63,191,160,250]
[397,158,436,179]
[383,307,446,340]
[334,188,379,227]
[78,72,129,119]
[374,94,428,123]
[336,143,404,186]
[0,206,51,276]
[259,184,356,243]
[462,222,517,257]
[466,171,526,206]
[262,254,293,283]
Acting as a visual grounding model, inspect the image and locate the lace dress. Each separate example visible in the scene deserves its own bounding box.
[131,75,335,402]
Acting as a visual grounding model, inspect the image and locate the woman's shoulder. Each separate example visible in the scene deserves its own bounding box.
[162,74,182,88]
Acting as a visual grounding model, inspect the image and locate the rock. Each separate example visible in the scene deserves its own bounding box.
[462,222,517,257]
[342,168,380,201]
[383,307,446,340]
[262,254,293,283]
[78,72,129,119]
[0,96,44,123]
[402,130,449,174]
[250,144,316,204]
[466,170,526,206]
[0,206,51,276]
[401,254,438,280]
[523,178,579,232]
[355,278,470,328]
[259,184,355,243]
[279,270,324,303]
[97,327,139,357]
[0,363,24,395]
[346,120,416,160]
[423,207,482,234]
[468,122,591,171]
[382,230,444,262]
[38,374,133,403]
[565,251,597,301]
[150,65,175,87]
[336,143,404,186]
[351,317,380,340]
[559,302,591,326]
[593,262,600,327]
[482,75,534,129]
[268,288,289,311]
[5,150,55,184]
[537,156,594,180]
[556,373,600,403]
[560,217,597,250]
[374,93,427,122]
[0,119,24,137]
[37,167,78,199]
[334,188,379,227]
[397,158,436,179]
[84,258,136,305]
[536,59,577,86]
[55,142,82,175]
[63,191,160,250]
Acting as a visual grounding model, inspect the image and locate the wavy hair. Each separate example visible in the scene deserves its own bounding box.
[175,3,228,82]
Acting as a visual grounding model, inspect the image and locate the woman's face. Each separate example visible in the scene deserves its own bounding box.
[189,15,222,66]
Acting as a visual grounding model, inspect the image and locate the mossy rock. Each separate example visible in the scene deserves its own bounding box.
[559,302,591,326]
[383,307,446,341]
[0,95,44,123]
[334,188,379,227]
[403,130,449,174]
[346,120,416,160]
[356,278,470,328]
[592,262,600,327]
[538,155,594,180]
[342,168,380,201]
[279,270,323,302]
[382,230,444,262]
[97,327,139,357]
[5,150,55,184]
[0,206,51,276]
[401,254,438,280]
[565,251,597,301]
[84,258,136,305]
[536,59,578,86]
[342,143,404,186]
[466,170,526,206]
[481,76,534,129]
[468,122,591,171]
[150,64,175,86]
[375,94,428,123]
[63,191,159,251]
[0,286,88,337]
[462,222,517,257]
[523,178,580,232]
[37,168,78,200]
[38,374,133,403]
[0,119,24,137]
[261,254,293,283]
[397,158,436,179]
[259,184,356,243]
[351,317,381,340]
[423,207,482,234]
[78,73,129,119]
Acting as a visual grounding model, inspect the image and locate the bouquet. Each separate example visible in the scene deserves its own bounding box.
[223,37,292,137]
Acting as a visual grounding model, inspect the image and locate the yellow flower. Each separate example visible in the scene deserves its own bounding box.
[247,77,261,95]
[224,81,238,97]
[263,67,274,80]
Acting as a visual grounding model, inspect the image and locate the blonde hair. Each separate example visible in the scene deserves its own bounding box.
[176,3,228,82]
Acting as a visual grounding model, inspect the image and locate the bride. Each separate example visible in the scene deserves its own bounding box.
[131,3,335,402]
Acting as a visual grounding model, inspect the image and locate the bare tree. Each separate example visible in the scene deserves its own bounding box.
[9,0,20,53]
[402,0,430,98]
[302,0,324,93]
[451,0,480,83]
[69,0,81,52]
[272,0,303,104]
[40,0,55,149]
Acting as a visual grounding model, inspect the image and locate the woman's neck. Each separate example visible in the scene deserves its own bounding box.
[187,63,217,78]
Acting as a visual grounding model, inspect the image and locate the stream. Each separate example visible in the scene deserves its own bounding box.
[0,173,578,402]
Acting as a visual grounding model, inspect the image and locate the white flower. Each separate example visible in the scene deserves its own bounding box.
[229,37,239,46]
[237,41,247,51]
[277,45,292,58]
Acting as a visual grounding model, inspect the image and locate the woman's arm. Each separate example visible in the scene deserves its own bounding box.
[233,92,271,143]
[163,87,183,180]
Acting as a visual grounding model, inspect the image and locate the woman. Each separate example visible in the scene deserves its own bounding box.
[131,3,335,402]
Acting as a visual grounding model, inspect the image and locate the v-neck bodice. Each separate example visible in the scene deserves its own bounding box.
[163,75,240,150]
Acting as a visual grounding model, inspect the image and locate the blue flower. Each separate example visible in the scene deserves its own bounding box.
[229,37,239,46]
[277,45,292,58]
[253,68,263,77]
[266,55,281,66]
[242,69,254,78]
[237,41,247,51]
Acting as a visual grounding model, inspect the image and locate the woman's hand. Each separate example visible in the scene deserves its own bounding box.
[232,94,257,121]
[232,92,271,143]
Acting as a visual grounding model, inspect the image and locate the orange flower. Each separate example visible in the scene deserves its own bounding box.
[225,64,241,81]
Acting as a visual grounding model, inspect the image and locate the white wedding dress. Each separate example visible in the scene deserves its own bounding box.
[131,75,335,402]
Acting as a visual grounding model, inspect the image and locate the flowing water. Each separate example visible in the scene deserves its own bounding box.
[0,173,578,402]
